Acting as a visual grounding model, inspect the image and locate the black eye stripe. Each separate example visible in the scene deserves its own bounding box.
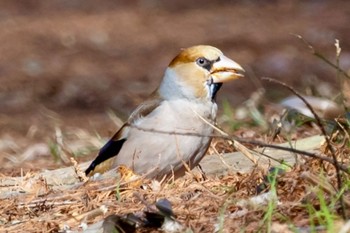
[196,57,215,71]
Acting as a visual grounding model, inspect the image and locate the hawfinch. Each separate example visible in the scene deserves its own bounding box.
[85,45,244,179]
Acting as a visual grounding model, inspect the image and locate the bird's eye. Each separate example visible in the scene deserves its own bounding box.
[196,57,211,70]
[196,57,207,65]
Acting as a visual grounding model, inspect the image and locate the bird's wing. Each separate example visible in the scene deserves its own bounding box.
[84,125,128,175]
[127,93,163,123]
[85,96,163,175]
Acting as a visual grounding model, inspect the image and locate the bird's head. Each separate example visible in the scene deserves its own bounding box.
[159,45,244,101]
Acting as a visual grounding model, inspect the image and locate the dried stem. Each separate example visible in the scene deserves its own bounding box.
[130,125,350,174]
[294,34,350,80]
[262,77,346,219]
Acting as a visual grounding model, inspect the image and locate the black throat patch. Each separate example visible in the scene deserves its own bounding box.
[210,82,223,101]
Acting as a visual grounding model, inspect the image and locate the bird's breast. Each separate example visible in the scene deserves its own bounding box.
[149,99,217,132]
[115,99,217,178]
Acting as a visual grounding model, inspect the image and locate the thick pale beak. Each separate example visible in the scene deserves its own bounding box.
[210,54,245,83]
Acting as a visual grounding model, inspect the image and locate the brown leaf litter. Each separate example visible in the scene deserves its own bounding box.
[1,128,350,232]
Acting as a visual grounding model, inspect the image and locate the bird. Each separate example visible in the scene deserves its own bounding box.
[85,45,244,179]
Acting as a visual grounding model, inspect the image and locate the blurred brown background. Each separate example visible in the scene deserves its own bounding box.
[0,0,349,145]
